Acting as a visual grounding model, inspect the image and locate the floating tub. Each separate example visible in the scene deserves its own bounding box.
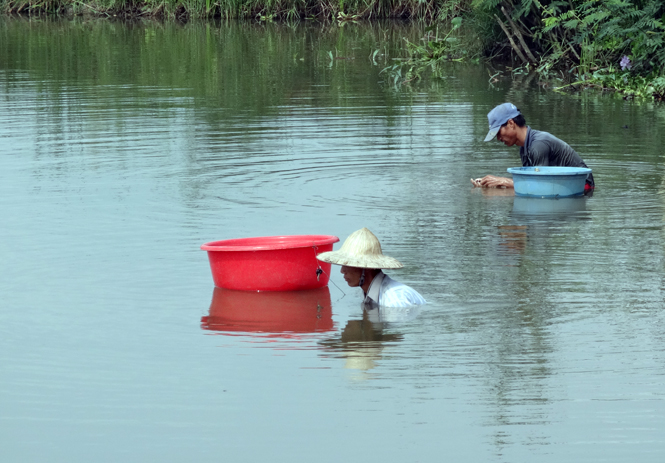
[507,166,592,198]
[200,286,334,335]
[201,235,339,291]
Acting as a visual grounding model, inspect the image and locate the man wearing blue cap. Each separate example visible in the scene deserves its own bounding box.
[472,103,594,191]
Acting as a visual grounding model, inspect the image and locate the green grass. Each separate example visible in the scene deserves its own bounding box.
[1,0,468,19]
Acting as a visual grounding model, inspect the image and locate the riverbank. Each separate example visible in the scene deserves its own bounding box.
[0,0,459,20]
[388,0,665,100]
[4,0,665,100]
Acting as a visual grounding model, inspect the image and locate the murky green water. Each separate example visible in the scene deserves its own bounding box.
[2,18,665,463]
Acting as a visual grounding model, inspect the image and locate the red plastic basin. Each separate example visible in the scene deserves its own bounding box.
[200,235,339,291]
[200,286,334,335]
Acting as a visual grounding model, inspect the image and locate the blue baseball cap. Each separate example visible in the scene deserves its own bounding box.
[484,103,521,142]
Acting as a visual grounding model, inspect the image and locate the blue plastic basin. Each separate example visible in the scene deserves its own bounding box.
[507,166,592,198]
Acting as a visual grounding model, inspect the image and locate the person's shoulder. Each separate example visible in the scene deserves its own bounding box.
[526,129,549,152]
[381,279,426,307]
[531,128,568,146]
[529,128,553,143]
[529,129,566,153]
[381,275,412,294]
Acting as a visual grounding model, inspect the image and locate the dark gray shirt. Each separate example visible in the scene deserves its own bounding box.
[519,127,594,186]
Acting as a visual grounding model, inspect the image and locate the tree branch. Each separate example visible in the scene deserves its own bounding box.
[494,14,529,64]
[569,43,581,62]
[501,6,537,63]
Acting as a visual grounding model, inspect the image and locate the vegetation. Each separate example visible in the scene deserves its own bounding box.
[2,0,664,98]
[0,0,465,21]
[390,0,665,98]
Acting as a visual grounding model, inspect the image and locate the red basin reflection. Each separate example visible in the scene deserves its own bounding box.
[201,286,334,336]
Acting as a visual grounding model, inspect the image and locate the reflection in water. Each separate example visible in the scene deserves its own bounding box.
[472,186,516,197]
[481,195,593,447]
[321,311,402,373]
[483,194,590,444]
[511,196,588,218]
[319,304,419,375]
[481,298,555,427]
[498,196,591,256]
[497,225,528,254]
[363,302,422,324]
[201,286,335,337]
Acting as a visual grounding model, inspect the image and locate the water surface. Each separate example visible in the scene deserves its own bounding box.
[1,18,665,463]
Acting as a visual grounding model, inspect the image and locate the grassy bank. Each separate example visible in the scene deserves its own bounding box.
[0,0,465,20]
[4,0,665,99]
[390,0,665,99]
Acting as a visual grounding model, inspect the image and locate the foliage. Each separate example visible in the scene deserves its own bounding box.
[380,15,491,84]
[539,0,665,74]
[3,0,665,98]
[468,0,665,98]
[552,67,665,99]
[404,16,465,61]
[0,0,473,20]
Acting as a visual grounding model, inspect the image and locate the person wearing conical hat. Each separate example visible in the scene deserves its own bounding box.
[316,228,425,308]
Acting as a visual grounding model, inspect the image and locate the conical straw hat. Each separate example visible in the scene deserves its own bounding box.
[316,228,403,269]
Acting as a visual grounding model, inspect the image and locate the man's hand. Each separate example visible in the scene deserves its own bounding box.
[470,175,514,189]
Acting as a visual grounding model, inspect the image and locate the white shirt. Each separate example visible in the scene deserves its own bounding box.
[364,271,426,309]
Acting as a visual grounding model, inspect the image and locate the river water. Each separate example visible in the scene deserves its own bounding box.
[1,18,665,463]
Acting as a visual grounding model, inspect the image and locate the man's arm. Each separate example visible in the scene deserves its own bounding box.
[471,175,514,188]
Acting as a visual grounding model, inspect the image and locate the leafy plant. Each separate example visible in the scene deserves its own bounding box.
[469,0,665,98]
[381,17,475,84]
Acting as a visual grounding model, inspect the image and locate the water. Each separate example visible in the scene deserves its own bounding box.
[1,18,665,463]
